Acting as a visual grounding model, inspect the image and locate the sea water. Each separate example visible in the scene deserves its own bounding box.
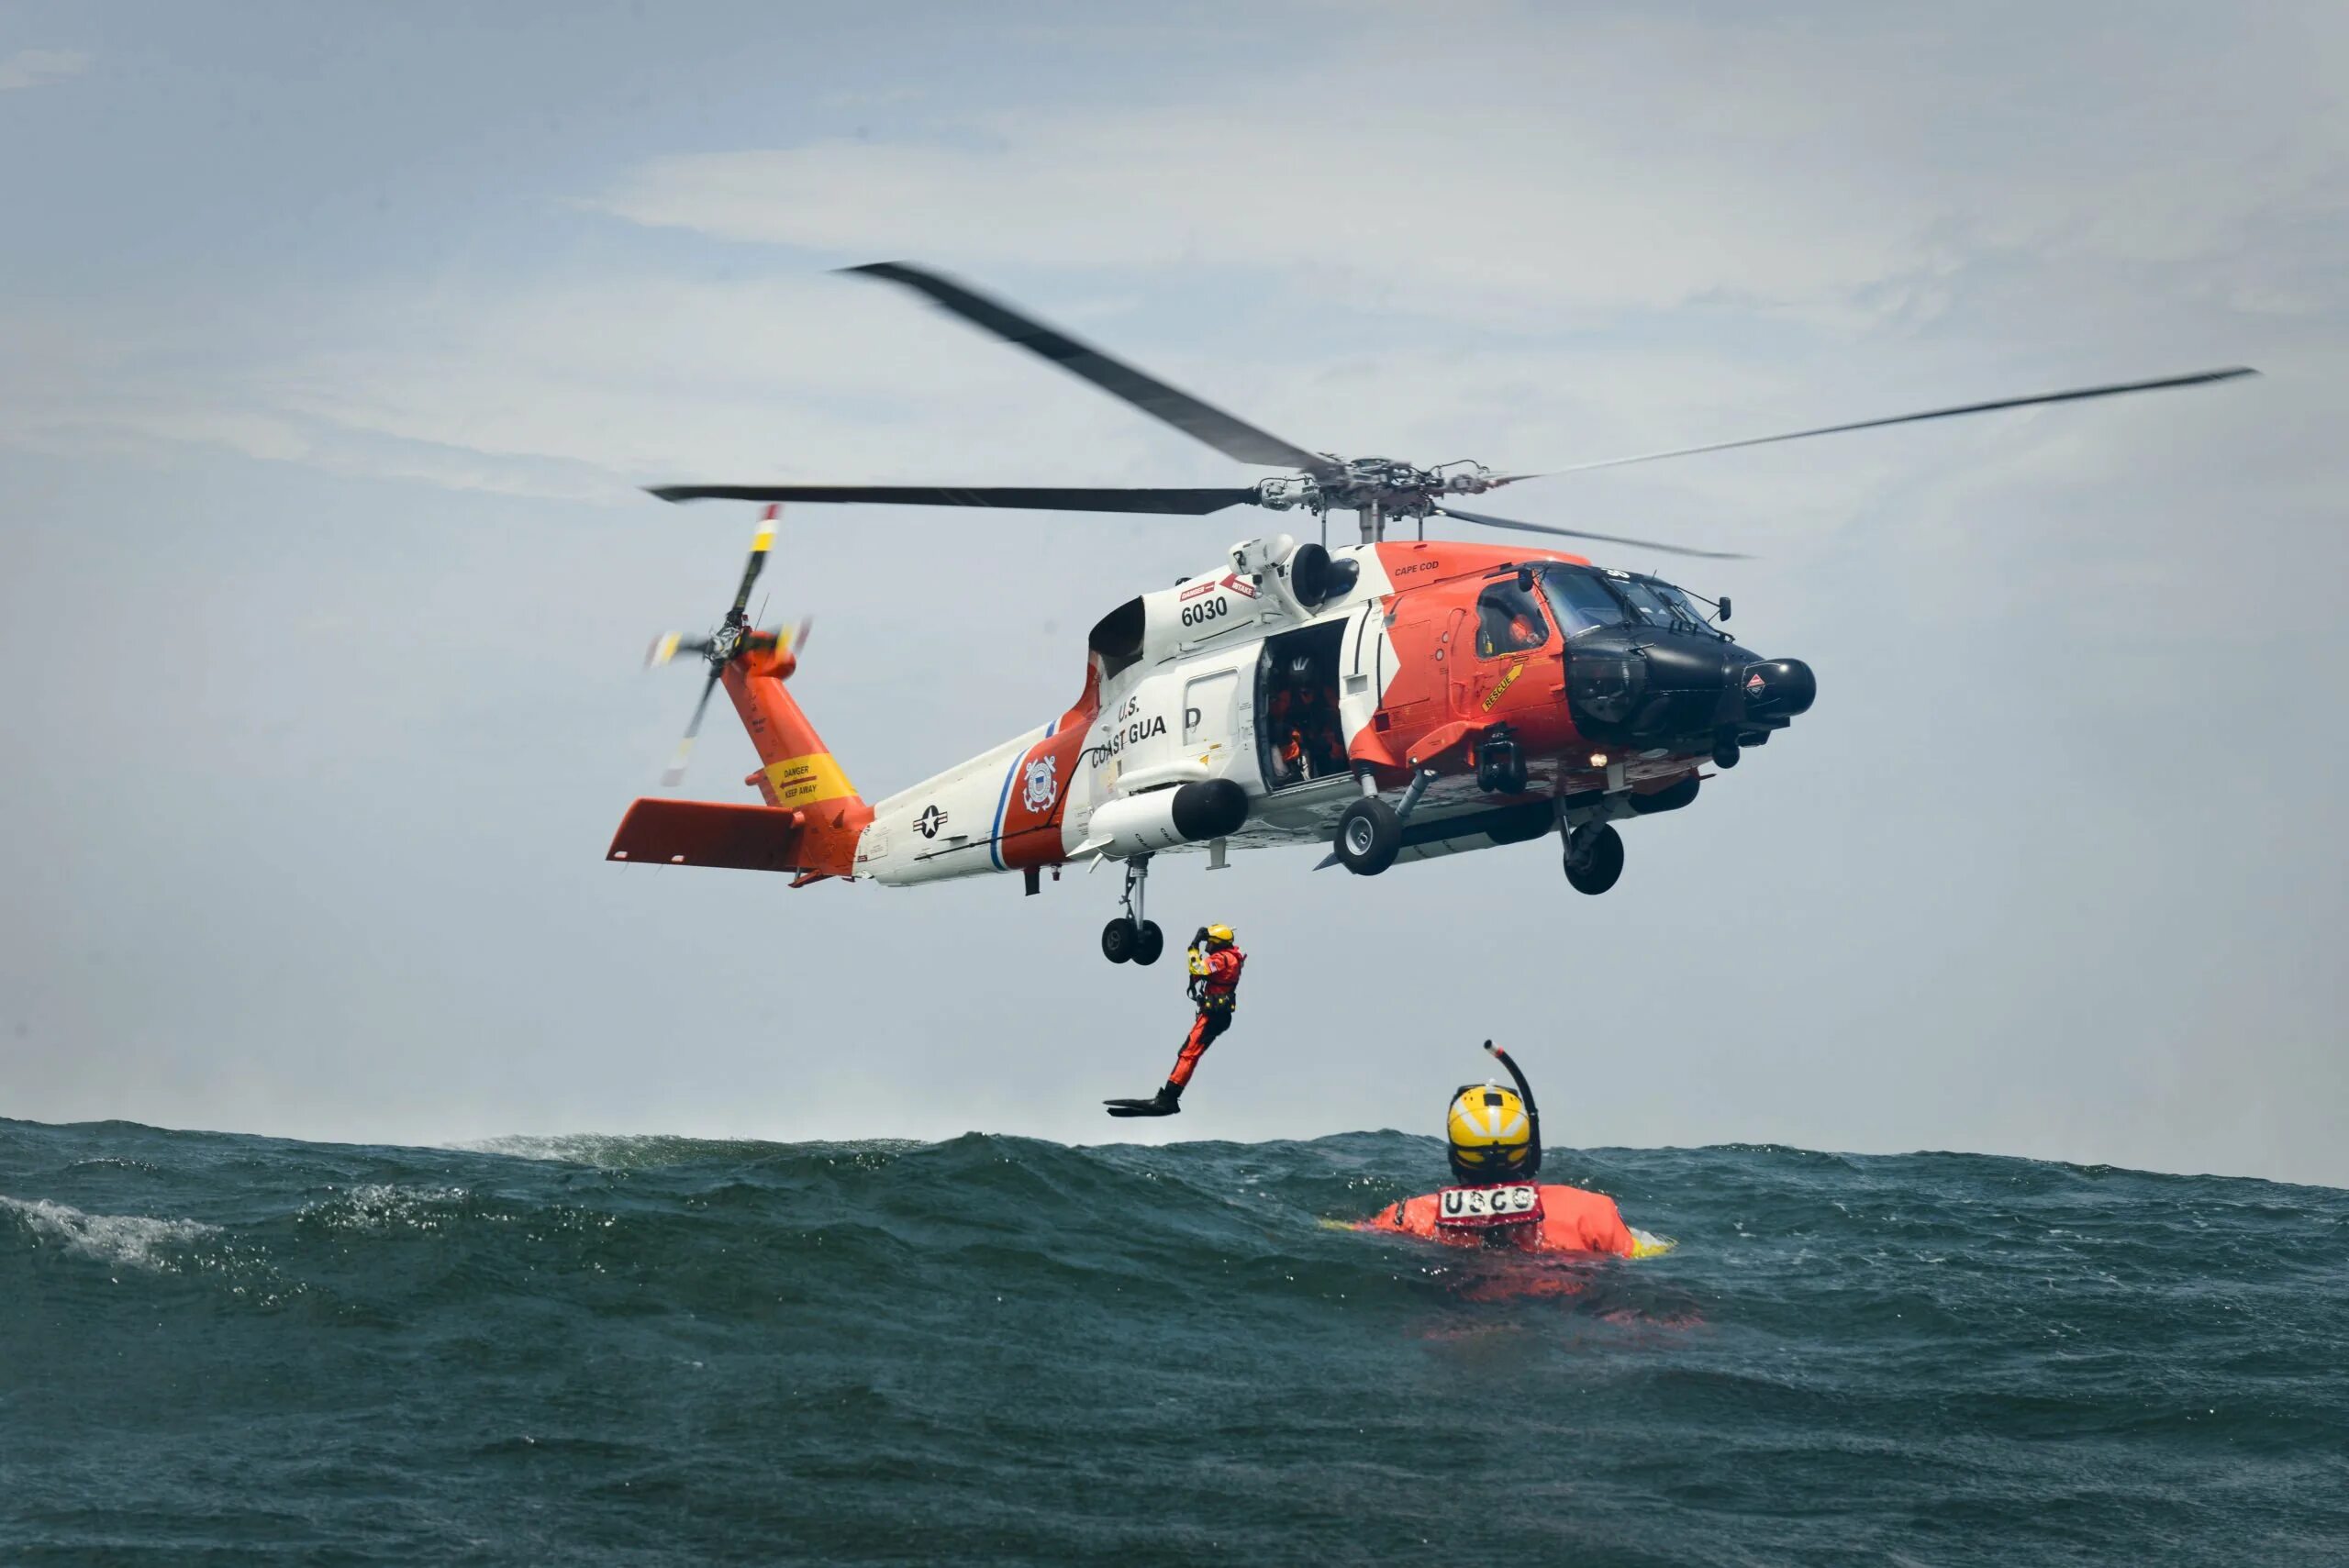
[5,1118,2344,1564]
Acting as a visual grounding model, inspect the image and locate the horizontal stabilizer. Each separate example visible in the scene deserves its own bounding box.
[607,798,807,873]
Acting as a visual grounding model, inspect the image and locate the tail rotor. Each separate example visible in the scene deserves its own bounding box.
[645,506,812,789]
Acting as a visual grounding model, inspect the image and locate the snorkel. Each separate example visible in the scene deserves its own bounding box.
[1482,1040,1542,1181]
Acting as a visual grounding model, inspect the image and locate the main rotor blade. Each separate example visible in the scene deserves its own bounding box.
[1522,366,2258,479]
[1436,506,1751,561]
[729,506,778,620]
[649,484,1261,516]
[844,261,1334,476]
[661,670,724,788]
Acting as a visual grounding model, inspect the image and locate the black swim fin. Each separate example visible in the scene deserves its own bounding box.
[1103,1088,1182,1118]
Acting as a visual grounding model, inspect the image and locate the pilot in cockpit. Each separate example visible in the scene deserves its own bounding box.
[1476,583,1550,658]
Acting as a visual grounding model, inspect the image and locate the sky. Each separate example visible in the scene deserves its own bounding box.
[3,2,2344,1184]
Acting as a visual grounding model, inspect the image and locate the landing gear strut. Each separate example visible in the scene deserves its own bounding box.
[1564,821,1624,895]
[1101,855,1164,965]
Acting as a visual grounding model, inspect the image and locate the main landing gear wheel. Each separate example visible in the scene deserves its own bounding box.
[1333,797,1401,876]
[1103,854,1161,965]
[1564,821,1624,895]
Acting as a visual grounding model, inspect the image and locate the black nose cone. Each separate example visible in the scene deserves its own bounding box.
[1740,658,1816,718]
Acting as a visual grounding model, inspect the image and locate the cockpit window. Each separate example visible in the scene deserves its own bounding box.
[1648,582,1713,631]
[1537,568,1630,638]
[1474,581,1550,658]
[1612,577,1686,628]
[1616,577,1716,635]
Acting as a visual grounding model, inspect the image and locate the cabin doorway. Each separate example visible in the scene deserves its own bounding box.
[1256,621,1348,791]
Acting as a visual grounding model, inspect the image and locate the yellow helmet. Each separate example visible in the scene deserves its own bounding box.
[1446,1084,1535,1184]
[1205,923,1235,945]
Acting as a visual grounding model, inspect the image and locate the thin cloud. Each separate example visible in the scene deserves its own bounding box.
[0,48,91,91]
[582,10,2344,333]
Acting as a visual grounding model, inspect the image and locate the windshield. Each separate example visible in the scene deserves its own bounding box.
[1538,568,1630,638]
[1609,575,1714,634]
[1610,577,1677,628]
[1644,580,1714,632]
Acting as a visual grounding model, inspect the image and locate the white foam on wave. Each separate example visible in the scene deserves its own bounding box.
[0,1194,217,1272]
[451,1132,921,1169]
[454,1133,648,1165]
[304,1184,469,1232]
[451,1132,766,1169]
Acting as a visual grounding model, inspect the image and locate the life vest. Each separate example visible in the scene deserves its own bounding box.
[1189,944,1244,1006]
[1362,1183,1638,1258]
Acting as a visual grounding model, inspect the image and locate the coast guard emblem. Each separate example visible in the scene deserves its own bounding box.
[1021,755,1058,813]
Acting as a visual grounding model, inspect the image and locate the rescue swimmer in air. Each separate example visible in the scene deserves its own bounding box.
[1104,922,1245,1118]
[1353,1041,1674,1260]
[608,261,2253,962]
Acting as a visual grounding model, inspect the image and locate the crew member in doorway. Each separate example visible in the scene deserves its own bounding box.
[1266,654,1339,784]
[1105,924,1245,1118]
[1353,1041,1674,1257]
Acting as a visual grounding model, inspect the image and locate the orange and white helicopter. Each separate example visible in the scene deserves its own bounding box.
[608,263,2248,964]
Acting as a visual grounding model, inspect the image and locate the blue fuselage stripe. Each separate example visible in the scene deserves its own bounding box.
[989,752,1019,872]
[992,724,1060,873]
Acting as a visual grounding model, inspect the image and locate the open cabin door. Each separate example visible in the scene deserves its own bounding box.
[1254,619,1350,791]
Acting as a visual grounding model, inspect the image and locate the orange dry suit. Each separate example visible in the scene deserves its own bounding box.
[1167,941,1244,1090]
[1265,684,1336,779]
[1363,1184,1636,1257]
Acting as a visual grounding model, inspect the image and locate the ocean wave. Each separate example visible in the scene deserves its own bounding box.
[6,1120,2347,1564]
[296,1182,477,1234]
[451,1131,927,1170]
[0,1193,217,1272]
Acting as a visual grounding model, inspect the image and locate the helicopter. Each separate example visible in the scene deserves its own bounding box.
[607,262,2250,964]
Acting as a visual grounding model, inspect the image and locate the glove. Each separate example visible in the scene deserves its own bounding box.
[1194,927,1210,946]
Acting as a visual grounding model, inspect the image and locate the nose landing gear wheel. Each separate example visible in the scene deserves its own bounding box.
[1332,797,1401,876]
[1564,821,1624,895]
[1130,920,1164,966]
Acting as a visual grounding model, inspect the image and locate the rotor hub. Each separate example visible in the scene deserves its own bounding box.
[705,619,748,667]
[1253,458,1503,534]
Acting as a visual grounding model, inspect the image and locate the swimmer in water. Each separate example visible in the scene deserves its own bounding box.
[1358,1040,1673,1258]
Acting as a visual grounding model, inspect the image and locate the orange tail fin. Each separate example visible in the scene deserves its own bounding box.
[607,643,872,881]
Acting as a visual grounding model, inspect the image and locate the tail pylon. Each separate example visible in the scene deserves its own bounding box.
[611,507,871,879]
